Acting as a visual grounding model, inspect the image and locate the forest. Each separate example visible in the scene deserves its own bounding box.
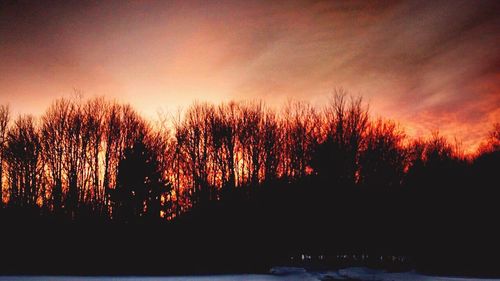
[0,90,499,276]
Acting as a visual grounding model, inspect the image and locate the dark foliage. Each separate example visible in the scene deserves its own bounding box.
[0,95,498,277]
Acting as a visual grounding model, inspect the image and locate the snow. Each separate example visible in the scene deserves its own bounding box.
[320,267,500,281]
[1,267,499,281]
[269,266,307,275]
[0,276,310,281]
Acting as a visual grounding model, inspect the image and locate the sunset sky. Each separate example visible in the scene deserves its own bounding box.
[0,0,499,152]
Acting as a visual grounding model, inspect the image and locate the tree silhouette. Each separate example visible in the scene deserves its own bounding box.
[82,98,106,214]
[5,115,41,207]
[41,99,72,213]
[0,105,9,207]
[0,93,496,230]
[111,138,170,222]
[359,119,407,189]
[311,90,369,187]
[261,109,280,183]
[0,93,498,276]
[473,123,500,192]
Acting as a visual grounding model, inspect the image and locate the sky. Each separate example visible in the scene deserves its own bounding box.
[0,0,499,152]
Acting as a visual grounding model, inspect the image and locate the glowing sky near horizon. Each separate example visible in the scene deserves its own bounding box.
[0,0,499,152]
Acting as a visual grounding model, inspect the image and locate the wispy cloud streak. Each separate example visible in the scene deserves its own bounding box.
[0,0,498,151]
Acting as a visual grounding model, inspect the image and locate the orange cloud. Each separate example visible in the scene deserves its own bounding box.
[0,0,498,152]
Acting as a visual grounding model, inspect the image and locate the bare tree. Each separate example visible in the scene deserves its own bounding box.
[281,100,318,180]
[41,99,72,213]
[148,112,174,218]
[236,101,265,186]
[171,109,188,216]
[79,98,107,213]
[0,105,9,207]
[64,100,84,217]
[312,89,369,186]
[261,109,280,183]
[103,102,122,211]
[5,115,41,207]
[478,123,500,154]
[217,102,238,190]
[179,102,213,205]
[359,119,407,188]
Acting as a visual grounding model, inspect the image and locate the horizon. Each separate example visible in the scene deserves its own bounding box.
[0,92,496,156]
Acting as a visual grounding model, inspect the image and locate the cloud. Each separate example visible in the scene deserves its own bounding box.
[0,0,498,151]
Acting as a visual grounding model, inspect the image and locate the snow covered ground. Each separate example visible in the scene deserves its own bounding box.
[323,266,500,280]
[1,267,499,281]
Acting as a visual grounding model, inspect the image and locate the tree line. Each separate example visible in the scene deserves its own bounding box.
[0,90,498,222]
